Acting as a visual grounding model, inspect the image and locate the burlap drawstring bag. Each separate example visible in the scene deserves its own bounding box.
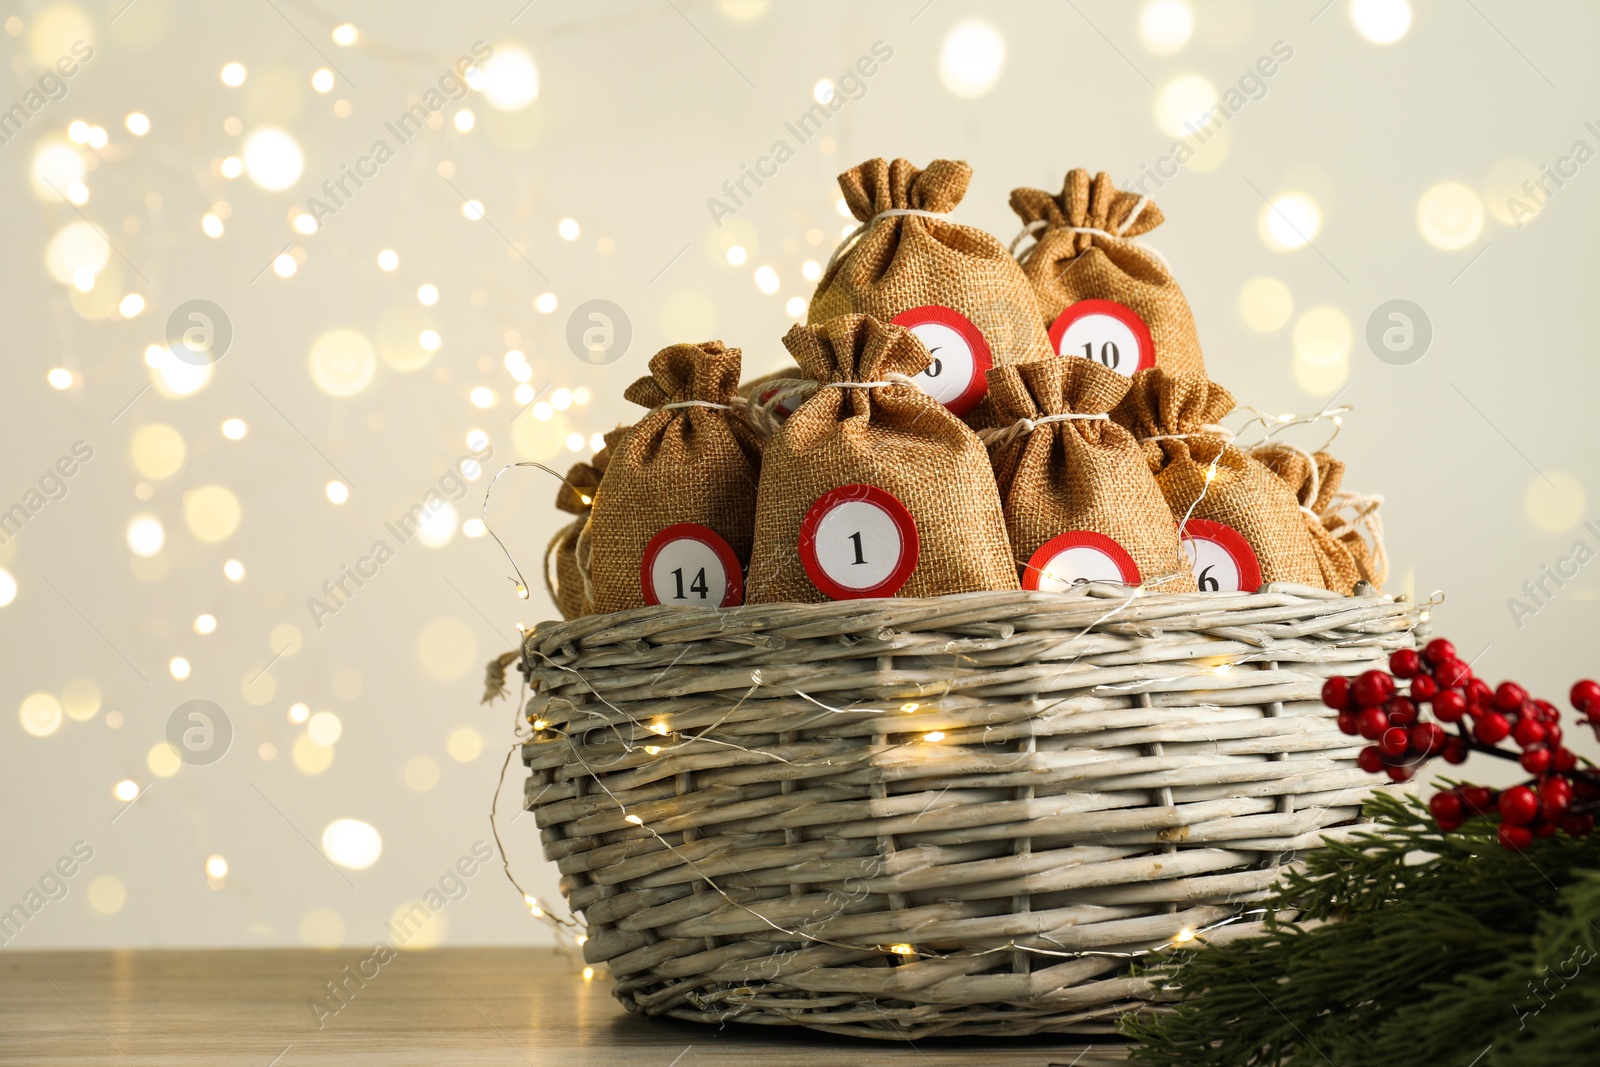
[736,362,809,431]
[983,359,1195,593]
[1251,442,1389,594]
[1113,369,1322,591]
[746,314,1018,604]
[545,440,614,620]
[810,158,1053,425]
[588,342,763,614]
[1010,169,1205,378]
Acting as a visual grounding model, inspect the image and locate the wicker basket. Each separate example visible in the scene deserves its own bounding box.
[519,583,1424,1041]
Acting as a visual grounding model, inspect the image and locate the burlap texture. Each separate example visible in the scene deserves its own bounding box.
[546,436,619,621]
[588,343,762,614]
[1113,369,1321,589]
[1253,444,1386,594]
[1011,169,1205,377]
[809,158,1053,426]
[746,315,1018,604]
[987,359,1195,593]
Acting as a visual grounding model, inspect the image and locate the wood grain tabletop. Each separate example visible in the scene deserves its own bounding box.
[0,948,1134,1066]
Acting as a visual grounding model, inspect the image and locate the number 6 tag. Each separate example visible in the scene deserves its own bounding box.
[1181,519,1262,593]
[798,485,919,600]
[1048,299,1156,378]
[641,523,744,608]
[890,306,993,417]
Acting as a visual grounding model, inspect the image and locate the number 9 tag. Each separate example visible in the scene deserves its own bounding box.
[1181,519,1262,593]
[641,523,744,608]
[799,485,919,600]
[1048,299,1156,378]
[890,306,993,417]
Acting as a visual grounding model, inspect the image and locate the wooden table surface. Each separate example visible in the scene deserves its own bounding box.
[0,948,1134,1066]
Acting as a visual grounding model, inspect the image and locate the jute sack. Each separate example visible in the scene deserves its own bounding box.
[735,362,809,431]
[1010,169,1205,378]
[746,314,1017,604]
[1252,443,1388,594]
[545,440,613,620]
[984,358,1195,593]
[1113,369,1322,591]
[810,158,1053,426]
[588,342,763,614]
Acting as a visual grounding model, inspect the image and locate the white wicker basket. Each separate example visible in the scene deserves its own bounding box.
[519,583,1422,1040]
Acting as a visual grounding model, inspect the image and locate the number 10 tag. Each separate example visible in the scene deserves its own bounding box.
[641,524,744,608]
[1048,299,1156,378]
[799,485,920,600]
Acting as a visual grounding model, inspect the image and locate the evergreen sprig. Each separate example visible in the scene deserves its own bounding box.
[1122,792,1600,1067]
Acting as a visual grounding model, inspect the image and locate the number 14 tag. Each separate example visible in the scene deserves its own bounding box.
[641,524,744,608]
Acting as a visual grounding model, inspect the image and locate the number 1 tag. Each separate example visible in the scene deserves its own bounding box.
[1048,299,1156,378]
[798,485,919,600]
[890,306,993,417]
[1181,519,1262,593]
[641,523,744,608]
[1022,531,1142,591]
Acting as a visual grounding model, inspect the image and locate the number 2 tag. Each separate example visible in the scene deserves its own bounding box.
[1022,531,1142,591]
[890,306,993,417]
[1181,519,1262,593]
[799,485,919,600]
[641,524,744,608]
[1048,299,1156,378]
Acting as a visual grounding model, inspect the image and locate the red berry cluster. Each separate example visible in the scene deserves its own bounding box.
[1320,637,1600,851]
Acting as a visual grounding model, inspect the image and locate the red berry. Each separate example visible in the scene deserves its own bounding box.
[1533,699,1559,721]
[1435,658,1471,689]
[1534,821,1558,839]
[1512,719,1547,748]
[1389,649,1422,679]
[1462,786,1495,813]
[1358,706,1391,740]
[1553,747,1579,773]
[1379,726,1411,757]
[1353,670,1396,708]
[1562,813,1595,836]
[1429,791,1464,824]
[1434,690,1468,723]
[1499,785,1539,825]
[1540,781,1573,821]
[1357,746,1385,774]
[1571,679,1600,712]
[1385,697,1418,728]
[1410,722,1447,755]
[1443,737,1469,764]
[1475,712,1511,744]
[1410,675,1439,702]
[1494,681,1529,712]
[1545,724,1563,747]
[1499,824,1534,850]
[1423,638,1457,666]
[1520,746,1553,775]
[1466,677,1494,708]
[1321,676,1351,710]
[1336,710,1360,736]
[1386,762,1415,782]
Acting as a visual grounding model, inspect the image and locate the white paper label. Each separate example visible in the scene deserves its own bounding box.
[1180,519,1261,593]
[641,523,743,608]
[1048,299,1155,379]
[890,306,992,417]
[1023,531,1142,591]
[799,485,920,599]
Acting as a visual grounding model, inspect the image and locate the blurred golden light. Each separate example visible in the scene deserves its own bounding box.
[288,702,310,724]
[377,248,399,271]
[147,742,181,777]
[1139,0,1194,55]
[206,854,228,879]
[404,755,440,791]
[126,514,164,557]
[1154,74,1217,137]
[558,218,580,240]
[417,618,478,680]
[311,68,334,92]
[221,418,247,440]
[535,292,558,313]
[308,711,342,746]
[481,44,539,110]
[325,480,349,505]
[453,108,475,132]
[20,693,63,738]
[31,140,86,202]
[1416,181,1484,250]
[272,253,297,278]
[725,245,747,266]
[45,221,109,285]
[119,293,145,317]
[331,23,358,46]
[114,779,140,802]
[183,485,241,542]
[220,62,246,86]
[168,657,190,681]
[939,19,1006,98]
[47,367,73,389]
[308,328,377,396]
[1350,0,1412,45]
[130,423,186,479]
[223,559,245,581]
[1239,276,1293,333]
[220,156,243,179]
[62,679,99,720]
[1259,194,1321,250]
[87,876,126,915]
[321,818,381,869]
[292,734,333,775]
[242,127,304,191]
[417,283,439,305]
[195,613,217,635]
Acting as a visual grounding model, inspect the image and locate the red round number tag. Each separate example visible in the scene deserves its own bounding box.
[640,523,744,608]
[1022,531,1142,591]
[798,485,919,600]
[1181,519,1262,593]
[890,306,993,417]
[1048,299,1156,378]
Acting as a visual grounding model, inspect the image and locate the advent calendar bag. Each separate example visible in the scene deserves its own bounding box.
[985,358,1194,593]
[1251,443,1387,595]
[1010,169,1205,378]
[810,157,1052,424]
[588,342,762,613]
[1113,369,1321,591]
[546,437,614,620]
[746,315,1017,604]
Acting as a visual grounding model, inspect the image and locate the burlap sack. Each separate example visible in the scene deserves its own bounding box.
[736,362,809,432]
[984,359,1195,593]
[810,158,1053,426]
[1113,369,1322,590]
[746,315,1017,604]
[1252,443,1388,594]
[1010,169,1205,377]
[545,431,625,620]
[588,342,762,614]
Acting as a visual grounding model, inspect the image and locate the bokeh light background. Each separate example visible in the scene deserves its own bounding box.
[3,0,1597,949]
